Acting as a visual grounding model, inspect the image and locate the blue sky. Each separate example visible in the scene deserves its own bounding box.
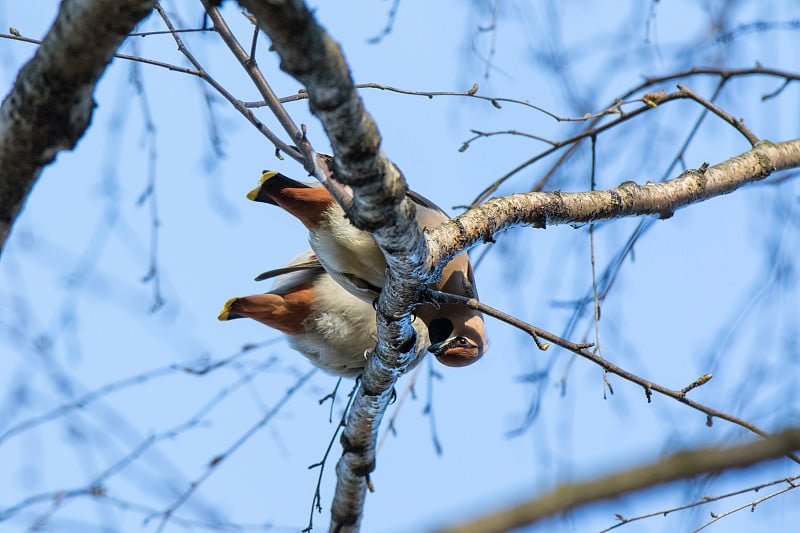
[1,1,799,532]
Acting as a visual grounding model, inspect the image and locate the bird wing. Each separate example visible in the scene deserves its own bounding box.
[254,255,324,281]
[406,189,452,229]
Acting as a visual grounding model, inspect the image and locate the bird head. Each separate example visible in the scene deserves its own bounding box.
[426,313,486,367]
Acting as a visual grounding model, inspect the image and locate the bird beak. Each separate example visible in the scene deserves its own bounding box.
[428,336,482,367]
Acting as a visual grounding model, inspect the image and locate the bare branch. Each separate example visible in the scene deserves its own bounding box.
[437,428,800,533]
[153,3,299,165]
[197,2,304,163]
[266,83,635,123]
[305,381,359,533]
[601,474,800,531]
[692,480,800,531]
[0,0,156,254]
[366,0,402,44]
[676,84,759,145]
[427,139,800,270]
[428,290,797,461]
[472,65,800,203]
[237,1,433,530]
[202,1,354,207]
[1,352,284,525]
[153,368,316,532]
[0,31,202,76]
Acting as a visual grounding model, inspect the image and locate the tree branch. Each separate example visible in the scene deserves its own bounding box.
[237,1,432,530]
[471,65,800,204]
[0,0,156,255]
[427,139,800,269]
[599,474,800,531]
[437,428,800,533]
[232,3,800,530]
[430,290,800,463]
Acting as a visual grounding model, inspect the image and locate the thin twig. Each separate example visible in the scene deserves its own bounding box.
[153,4,296,159]
[152,369,316,532]
[469,91,685,204]
[423,354,443,455]
[5,487,298,531]
[600,474,800,531]
[304,380,359,533]
[129,41,165,312]
[199,2,302,161]
[201,2,354,207]
[481,1,500,79]
[2,355,282,526]
[691,481,800,532]
[428,290,800,465]
[459,129,557,152]
[0,31,204,76]
[318,377,343,423]
[554,79,730,346]
[129,28,214,37]
[438,428,800,533]
[256,82,635,123]
[676,83,760,145]
[366,0,402,44]
[471,66,799,204]
[0,341,277,446]
[588,136,611,398]
[0,364,171,445]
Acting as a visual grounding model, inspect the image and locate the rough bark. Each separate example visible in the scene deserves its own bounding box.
[238,2,800,531]
[2,1,799,531]
[426,139,800,270]
[0,0,156,254]
[237,1,430,531]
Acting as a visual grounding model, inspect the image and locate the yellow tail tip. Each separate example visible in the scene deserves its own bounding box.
[245,188,260,201]
[217,297,240,321]
[246,171,278,201]
[247,170,278,202]
[259,170,278,184]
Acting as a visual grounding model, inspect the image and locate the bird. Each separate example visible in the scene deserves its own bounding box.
[218,251,430,377]
[247,169,487,368]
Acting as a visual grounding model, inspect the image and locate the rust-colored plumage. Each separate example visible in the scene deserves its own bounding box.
[219,251,430,377]
[219,284,314,335]
[248,170,488,367]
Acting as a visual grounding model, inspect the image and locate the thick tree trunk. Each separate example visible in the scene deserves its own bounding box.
[0,0,156,254]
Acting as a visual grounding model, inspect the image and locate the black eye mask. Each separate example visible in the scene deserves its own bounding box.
[427,317,454,344]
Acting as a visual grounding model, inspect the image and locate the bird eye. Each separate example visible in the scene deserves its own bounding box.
[428,318,454,344]
[455,336,470,347]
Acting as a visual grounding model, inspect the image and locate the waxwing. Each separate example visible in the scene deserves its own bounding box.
[247,171,488,367]
[218,251,430,377]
